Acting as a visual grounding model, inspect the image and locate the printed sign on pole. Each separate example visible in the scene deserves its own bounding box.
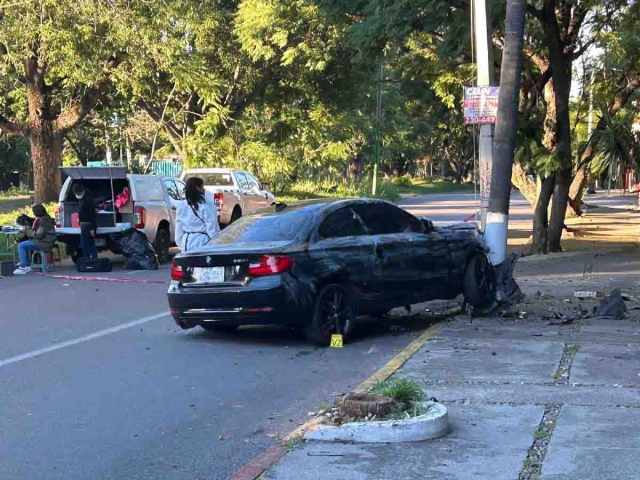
[463,86,499,125]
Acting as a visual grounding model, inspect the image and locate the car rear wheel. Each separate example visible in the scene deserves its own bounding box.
[154,227,171,264]
[306,283,356,346]
[230,207,242,224]
[200,324,238,333]
[463,253,496,309]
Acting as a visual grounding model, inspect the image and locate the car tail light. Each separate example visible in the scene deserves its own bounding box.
[134,205,146,229]
[248,256,293,277]
[213,193,224,212]
[55,204,63,228]
[171,262,185,281]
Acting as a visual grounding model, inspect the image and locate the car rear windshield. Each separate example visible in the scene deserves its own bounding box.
[209,208,320,244]
[185,173,234,187]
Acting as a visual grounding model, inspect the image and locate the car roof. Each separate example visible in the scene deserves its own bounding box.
[183,168,236,173]
[276,197,393,214]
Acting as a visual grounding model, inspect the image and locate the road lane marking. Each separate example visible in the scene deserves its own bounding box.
[0,312,169,368]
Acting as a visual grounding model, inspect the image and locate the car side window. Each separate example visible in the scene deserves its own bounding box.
[174,180,186,200]
[235,171,250,190]
[318,207,367,239]
[244,173,261,190]
[164,180,181,201]
[353,203,423,235]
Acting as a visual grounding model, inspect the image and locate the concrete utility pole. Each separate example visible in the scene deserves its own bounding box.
[473,0,495,230]
[485,0,527,265]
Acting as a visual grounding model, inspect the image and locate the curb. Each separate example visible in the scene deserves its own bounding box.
[225,320,446,480]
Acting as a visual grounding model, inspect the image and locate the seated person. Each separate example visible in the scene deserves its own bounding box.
[13,204,57,275]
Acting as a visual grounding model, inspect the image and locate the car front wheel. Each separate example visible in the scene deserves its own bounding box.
[306,283,356,346]
[463,253,496,309]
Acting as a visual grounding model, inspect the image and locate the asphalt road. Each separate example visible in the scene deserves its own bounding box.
[1,192,493,480]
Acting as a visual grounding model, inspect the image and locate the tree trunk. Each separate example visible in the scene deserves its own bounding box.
[485,0,527,265]
[511,160,538,206]
[532,174,555,254]
[567,163,588,215]
[28,86,62,203]
[31,130,63,203]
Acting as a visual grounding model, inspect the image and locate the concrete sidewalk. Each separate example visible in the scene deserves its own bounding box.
[260,251,640,480]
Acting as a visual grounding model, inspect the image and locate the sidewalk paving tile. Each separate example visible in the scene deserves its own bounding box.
[571,343,640,386]
[398,337,564,384]
[542,406,640,480]
[263,404,542,480]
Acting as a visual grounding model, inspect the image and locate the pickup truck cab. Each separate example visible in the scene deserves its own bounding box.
[181,168,276,226]
[55,167,185,263]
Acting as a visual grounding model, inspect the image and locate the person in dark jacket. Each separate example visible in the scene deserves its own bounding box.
[72,183,98,260]
[13,204,57,275]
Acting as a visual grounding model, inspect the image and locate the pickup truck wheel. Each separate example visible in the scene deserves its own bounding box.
[154,227,171,263]
[230,207,242,224]
[71,250,83,265]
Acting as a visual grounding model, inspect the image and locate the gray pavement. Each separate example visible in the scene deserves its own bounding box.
[0,207,450,480]
[265,250,640,480]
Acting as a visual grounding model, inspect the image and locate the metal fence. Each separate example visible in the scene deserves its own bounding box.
[86,161,183,178]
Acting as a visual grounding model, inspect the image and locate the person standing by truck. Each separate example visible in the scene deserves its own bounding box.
[175,177,219,252]
[72,183,98,260]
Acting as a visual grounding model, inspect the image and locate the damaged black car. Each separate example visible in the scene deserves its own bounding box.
[168,199,495,345]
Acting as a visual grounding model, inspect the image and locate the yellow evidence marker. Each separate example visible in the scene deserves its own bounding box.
[330,334,344,348]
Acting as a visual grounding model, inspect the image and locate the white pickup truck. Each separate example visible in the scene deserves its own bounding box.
[181,168,276,226]
[55,166,185,263]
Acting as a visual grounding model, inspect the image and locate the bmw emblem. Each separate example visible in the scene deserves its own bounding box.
[206,256,212,265]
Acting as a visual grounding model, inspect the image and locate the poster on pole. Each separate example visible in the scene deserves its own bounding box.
[463,86,499,125]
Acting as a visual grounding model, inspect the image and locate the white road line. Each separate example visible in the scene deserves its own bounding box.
[0,312,169,369]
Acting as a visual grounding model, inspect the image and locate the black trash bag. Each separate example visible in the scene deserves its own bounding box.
[110,229,159,270]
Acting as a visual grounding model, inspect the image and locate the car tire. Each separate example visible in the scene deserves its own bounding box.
[463,252,496,309]
[306,283,356,346]
[200,324,238,333]
[230,207,242,224]
[71,249,83,264]
[154,227,171,264]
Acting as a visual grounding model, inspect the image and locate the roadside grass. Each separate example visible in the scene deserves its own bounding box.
[395,177,475,196]
[277,177,472,204]
[373,377,425,406]
[373,377,427,420]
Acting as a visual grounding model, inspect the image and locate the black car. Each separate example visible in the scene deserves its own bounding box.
[168,199,495,345]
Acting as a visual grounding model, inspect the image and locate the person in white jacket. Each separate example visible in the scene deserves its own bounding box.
[175,177,220,252]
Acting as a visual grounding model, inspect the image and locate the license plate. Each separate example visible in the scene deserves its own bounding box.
[193,267,225,284]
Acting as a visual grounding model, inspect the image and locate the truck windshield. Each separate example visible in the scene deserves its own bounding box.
[185,173,234,187]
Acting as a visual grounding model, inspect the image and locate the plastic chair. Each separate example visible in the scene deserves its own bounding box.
[30,245,62,273]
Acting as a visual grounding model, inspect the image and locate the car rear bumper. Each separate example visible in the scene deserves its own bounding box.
[167,274,312,329]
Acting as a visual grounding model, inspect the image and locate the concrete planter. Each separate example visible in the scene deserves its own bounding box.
[305,401,449,443]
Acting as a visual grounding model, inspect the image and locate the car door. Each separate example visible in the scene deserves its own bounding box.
[234,171,257,213]
[163,179,184,237]
[352,203,451,305]
[309,206,381,303]
[244,172,270,211]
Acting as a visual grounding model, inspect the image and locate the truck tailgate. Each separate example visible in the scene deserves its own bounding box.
[56,224,133,235]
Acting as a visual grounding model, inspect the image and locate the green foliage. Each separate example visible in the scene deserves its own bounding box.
[373,378,425,407]
[395,175,413,187]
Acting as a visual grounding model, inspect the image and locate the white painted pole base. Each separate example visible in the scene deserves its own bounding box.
[483,212,509,265]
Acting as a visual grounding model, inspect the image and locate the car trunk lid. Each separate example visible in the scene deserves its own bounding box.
[174,241,297,286]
